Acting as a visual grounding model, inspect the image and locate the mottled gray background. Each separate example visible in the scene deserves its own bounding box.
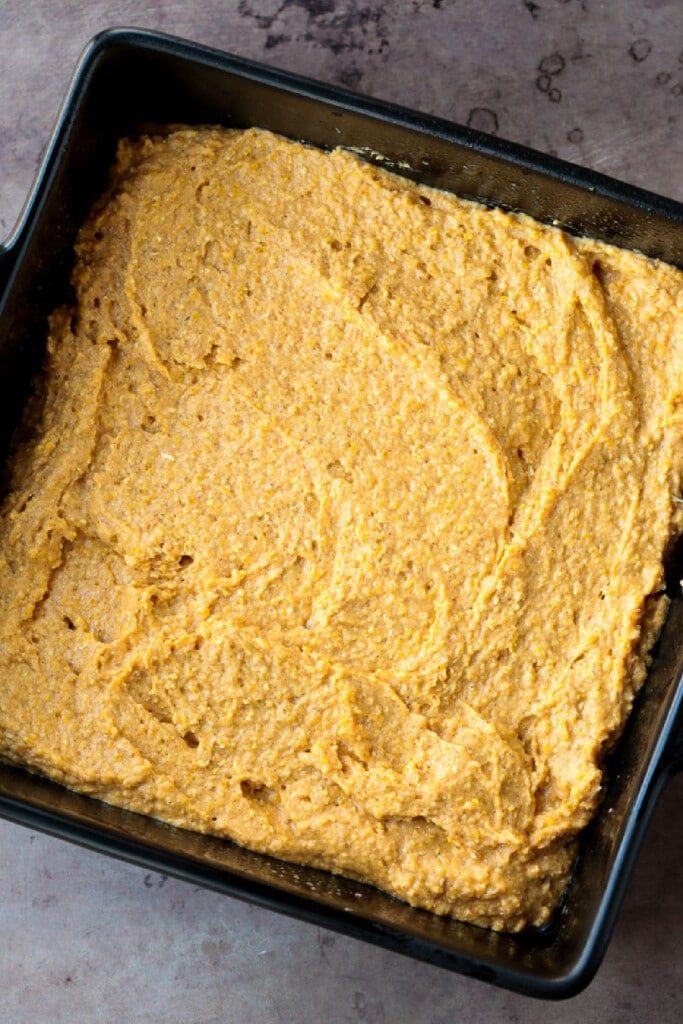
[0,1,682,1022]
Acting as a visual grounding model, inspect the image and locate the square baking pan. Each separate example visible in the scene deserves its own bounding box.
[0,28,682,999]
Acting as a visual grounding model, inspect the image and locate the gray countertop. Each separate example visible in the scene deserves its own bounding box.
[1,2,682,1021]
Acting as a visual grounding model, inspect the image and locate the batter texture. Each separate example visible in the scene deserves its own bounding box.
[1,128,682,931]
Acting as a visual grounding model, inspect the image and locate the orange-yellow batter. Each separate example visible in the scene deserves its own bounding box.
[0,127,681,931]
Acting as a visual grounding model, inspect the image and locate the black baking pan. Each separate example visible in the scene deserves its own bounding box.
[0,28,682,1000]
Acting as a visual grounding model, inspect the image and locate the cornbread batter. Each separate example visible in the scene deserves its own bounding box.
[0,128,681,931]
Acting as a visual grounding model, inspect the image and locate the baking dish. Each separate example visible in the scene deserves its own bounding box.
[0,28,682,999]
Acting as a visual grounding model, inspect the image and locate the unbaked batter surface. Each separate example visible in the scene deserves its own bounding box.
[0,128,681,930]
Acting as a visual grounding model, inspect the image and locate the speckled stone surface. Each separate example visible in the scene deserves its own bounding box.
[0,2,682,1021]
